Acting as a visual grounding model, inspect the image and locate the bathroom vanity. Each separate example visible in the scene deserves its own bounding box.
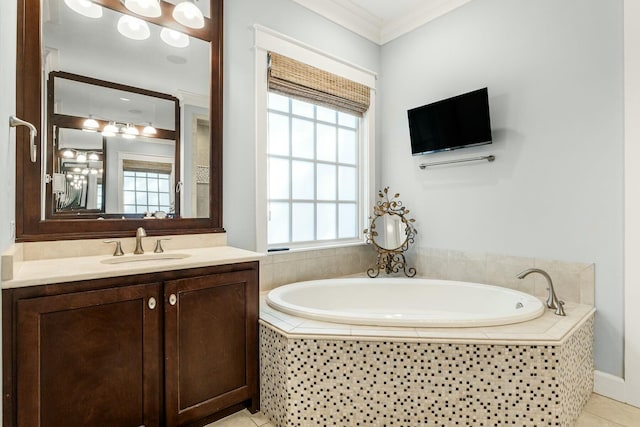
[2,242,261,427]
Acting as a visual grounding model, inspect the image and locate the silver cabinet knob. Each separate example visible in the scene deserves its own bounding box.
[169,294,177,306]
[148,297,157,310]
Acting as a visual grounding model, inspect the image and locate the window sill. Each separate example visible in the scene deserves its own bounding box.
[266,239,367,258]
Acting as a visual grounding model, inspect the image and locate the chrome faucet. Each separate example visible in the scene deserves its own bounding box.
[516,268,566,316]
[134,227,147,254]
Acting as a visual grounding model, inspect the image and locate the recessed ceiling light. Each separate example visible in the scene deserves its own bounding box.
[120,97,131,102]
[166,55,187,64]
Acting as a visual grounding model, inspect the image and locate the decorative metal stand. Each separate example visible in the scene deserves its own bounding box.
[364,187,417,278]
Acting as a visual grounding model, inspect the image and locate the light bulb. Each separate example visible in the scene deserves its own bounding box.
[82,169,89,175]
[88,152,99,161]
[123,0,161,18]
[172,1,204,29]
[90,168,98,175]
[64,0,103,19]
[125,123,140,136]
[83,115,99,131]
[102,121,118,137]
[62,149,75,158]
[160,28,190,48]
[142,123,158,135]
[76,153,87,162]
[117,15,150,40]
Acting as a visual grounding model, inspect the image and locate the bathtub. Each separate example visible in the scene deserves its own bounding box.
[266,277,545,327]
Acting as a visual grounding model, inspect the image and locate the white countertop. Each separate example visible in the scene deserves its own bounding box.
[2,246,264,289]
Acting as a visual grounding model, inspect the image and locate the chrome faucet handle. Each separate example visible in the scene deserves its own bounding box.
[104,240,124,256]
[555,300,566,316]
[154,238,171,253]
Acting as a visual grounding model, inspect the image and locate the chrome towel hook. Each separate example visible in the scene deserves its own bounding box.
[9,116,38,163]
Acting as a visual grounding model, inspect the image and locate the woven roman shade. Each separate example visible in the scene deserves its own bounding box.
[268,52,370,116]
[123,159,172,174]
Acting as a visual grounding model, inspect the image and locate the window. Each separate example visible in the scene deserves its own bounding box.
[267,92,359,246]
[254,25,376,252]
[122,170,172,214]
[254,28,376,252]
[119,156,174,214]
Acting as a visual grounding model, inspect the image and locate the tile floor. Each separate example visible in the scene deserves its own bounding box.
[206,394,640,427]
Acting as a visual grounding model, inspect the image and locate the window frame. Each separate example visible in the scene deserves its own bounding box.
[254,25,376,253]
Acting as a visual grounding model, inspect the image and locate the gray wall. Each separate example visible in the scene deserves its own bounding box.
[379,0,624,376]
[223,0,381,251]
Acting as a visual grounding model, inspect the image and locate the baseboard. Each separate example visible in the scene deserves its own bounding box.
[594,370,626,402]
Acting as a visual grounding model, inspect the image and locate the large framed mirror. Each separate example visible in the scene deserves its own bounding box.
[15,0,222,240]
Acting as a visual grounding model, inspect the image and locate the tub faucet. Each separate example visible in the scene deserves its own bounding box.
[516,268,565,316]
[134,227,147,254]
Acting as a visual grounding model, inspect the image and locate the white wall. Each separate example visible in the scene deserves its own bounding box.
[380,0,624,376]
[223,0,381,251]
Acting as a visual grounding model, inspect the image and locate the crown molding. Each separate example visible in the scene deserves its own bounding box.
[380,0,473,44]
[292,0,473,45]
[291,0,382,44]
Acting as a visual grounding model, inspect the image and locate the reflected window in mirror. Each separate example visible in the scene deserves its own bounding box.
[15,0,222,240]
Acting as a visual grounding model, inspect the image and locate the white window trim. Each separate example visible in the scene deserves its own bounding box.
[254,25,376,253]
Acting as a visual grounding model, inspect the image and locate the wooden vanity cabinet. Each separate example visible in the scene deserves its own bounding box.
[2,261,259,427]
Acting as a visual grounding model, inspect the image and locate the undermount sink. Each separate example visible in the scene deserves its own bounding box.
[100,253,191,265]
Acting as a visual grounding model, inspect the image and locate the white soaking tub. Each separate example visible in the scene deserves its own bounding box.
[266,277,545,327]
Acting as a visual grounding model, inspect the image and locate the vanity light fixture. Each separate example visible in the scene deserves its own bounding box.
[160,28,190,48]
[64,0,103,19]
[123,123,140,139]
[142,122,158,135]
[83,115,99,132]
[102,121,118,137]
[172,0,204,29]
[117,15,151,40]
[123,0,161,18]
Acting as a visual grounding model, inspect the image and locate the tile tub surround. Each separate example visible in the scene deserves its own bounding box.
[406,247,595,305]
[259,313,594,426]
[259,245,372,291]
[259,245,594,306]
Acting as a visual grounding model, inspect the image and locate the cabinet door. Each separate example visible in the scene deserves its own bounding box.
[164,269,258,426]
[16,283,162,427]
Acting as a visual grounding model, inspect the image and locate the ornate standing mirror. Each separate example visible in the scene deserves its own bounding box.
[364,188,417,278]
[15,0,222,240]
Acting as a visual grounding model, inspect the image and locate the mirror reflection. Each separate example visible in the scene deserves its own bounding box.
[372,214,409,251]
[43,0,211,219]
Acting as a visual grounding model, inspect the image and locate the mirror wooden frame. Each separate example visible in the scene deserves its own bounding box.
[15,0,223,241]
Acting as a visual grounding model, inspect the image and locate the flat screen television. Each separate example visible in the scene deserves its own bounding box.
[408,88,492,156]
